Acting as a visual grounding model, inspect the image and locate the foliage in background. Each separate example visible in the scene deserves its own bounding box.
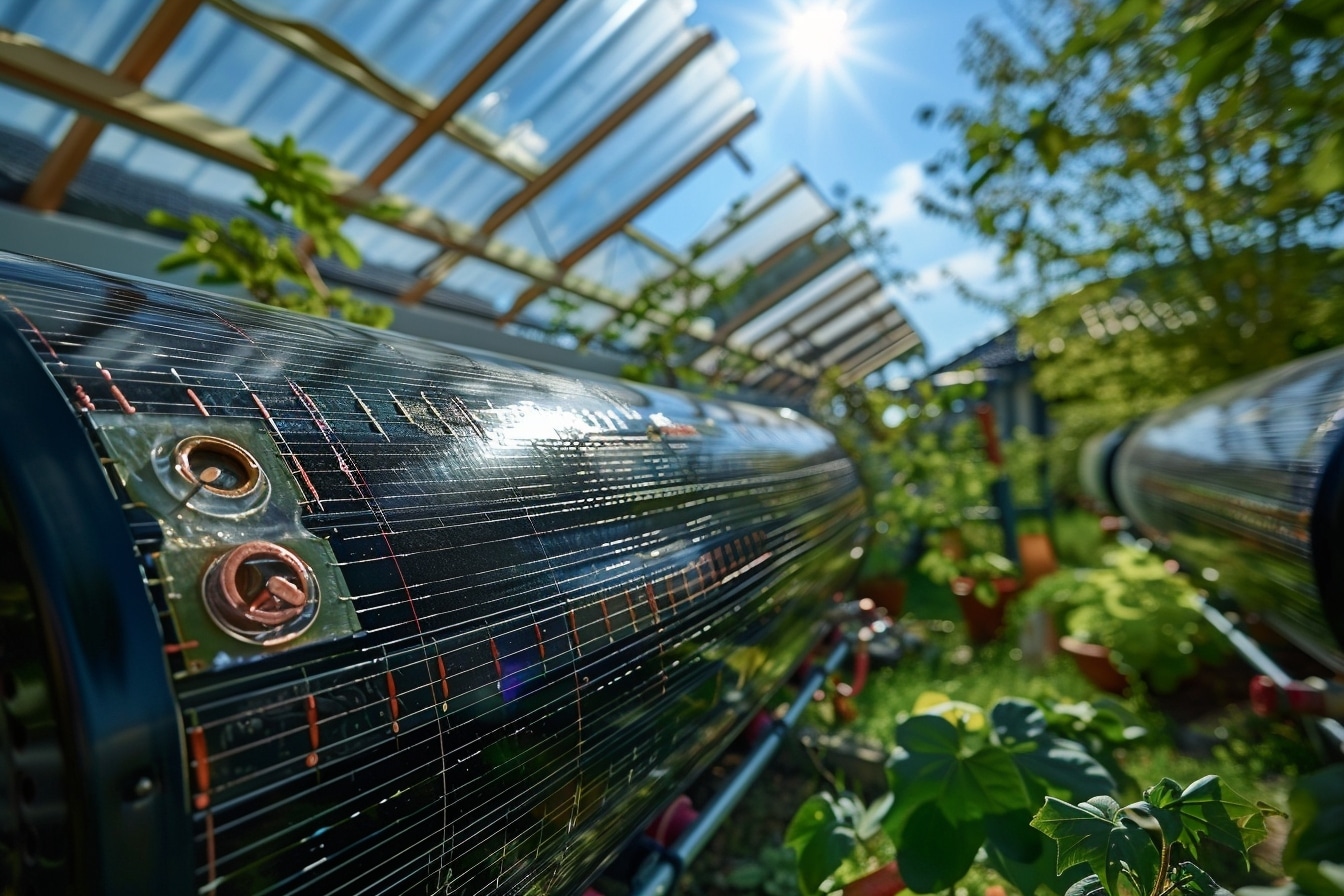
[1021,546,1230,692]
[922,0,1344,491]
[787,694,1139,895]
[1240,764,1344,896]
[1034,775,1279,896]
[149,135,399,327]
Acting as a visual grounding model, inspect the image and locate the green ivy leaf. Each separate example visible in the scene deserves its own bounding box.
[1031,795,1159,896]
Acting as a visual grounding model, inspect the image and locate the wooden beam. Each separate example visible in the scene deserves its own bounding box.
[21,0,202,210]
[399,29,718,304]
[495,104,756,326]
[361,0,570,190]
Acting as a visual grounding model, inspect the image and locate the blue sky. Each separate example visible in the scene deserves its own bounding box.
[644,0,1014,370]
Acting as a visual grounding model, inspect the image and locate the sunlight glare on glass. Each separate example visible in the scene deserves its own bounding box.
[784,2,850,70]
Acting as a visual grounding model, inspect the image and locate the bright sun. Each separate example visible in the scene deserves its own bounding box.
[783,2,850,70]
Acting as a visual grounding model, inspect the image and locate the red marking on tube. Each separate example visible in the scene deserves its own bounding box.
[568,609,582,650]
[598,597,613,635]
[3,302,60,361]
[385,670,400,734]
[623,589,639,629]
[72,384,95,411]
[643,582,661,625]
[663,576,679,611]
[205,811,217,883]
[186,388,209,416]
[109,384,136,414]
[163,640,199,654]
[188,726,210,811]
[489,636,502,679]
[533,622,547,660]
[436,655,450,702]
[305,694,320,767]
[250,391,273,422]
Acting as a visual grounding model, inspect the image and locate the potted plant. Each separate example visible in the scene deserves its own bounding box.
[1020,546,1230,693]
[917,540,1020,643]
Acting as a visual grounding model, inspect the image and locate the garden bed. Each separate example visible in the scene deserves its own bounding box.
[674,560,1321,896]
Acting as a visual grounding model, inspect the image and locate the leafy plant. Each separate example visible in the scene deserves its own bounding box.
[1032,775,1281,896]
[1026,547,1229,692]
[788,695,1122,894]
[148,134,399,327]
[717,843,802,896]
[917,542,1018,606]
[1240,764,1344,896]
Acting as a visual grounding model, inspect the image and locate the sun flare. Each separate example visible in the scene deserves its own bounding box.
[783,2,850,70]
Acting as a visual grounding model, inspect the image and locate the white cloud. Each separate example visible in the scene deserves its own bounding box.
[872,161,926,228]
[909,246,1000,293]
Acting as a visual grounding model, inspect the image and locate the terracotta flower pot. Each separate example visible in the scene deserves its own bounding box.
[857,577,907,618]
[1059,635,1129,693]
[843,861,905,896]
[1017,532,1059,588]
[952,577,1019,644]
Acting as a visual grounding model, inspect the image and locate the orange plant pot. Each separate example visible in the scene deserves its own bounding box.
[843,861,905,896]
[1059,635,1129,694]
[952,577,1019,644]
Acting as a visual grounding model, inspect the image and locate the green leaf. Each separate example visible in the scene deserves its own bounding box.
[1065,873,1105,896]
[896,803,984,893]
[786,793,859,894]
[1169,861,1228,896]
[985,809,1044,864]
[1144,775,1267,863]
[993,699,1117,800]
[1031,795,1159,896]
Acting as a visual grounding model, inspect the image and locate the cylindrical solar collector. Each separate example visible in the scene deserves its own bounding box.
[0,253,865,895]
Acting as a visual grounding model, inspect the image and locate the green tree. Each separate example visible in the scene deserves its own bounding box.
[923,0,1344,483]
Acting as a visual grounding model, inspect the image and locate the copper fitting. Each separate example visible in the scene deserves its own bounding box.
[173,435,263,498]
[202,541,317,643]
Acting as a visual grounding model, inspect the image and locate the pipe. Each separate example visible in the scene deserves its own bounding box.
[629,635,855,896]
[1195,598,1344,756]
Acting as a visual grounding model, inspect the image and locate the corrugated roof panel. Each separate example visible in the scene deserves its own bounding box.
[0,83,74,147]
[385,137,526,229]
[237,0,532,101]
[490,44,744,259]
[460,0,698,169]
[142,6,411,174]
[0,0,156,71]
[724,256,866,349]
[437,257,537,315]
[690,182,834,277]
[569,235,676,296]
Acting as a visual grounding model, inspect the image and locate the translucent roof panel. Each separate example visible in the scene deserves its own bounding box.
[691,179,830,268]
[514,293,619,336]
[730,258,870,348]
[143,6,412,174]
[459,0,697,169]
[385,136,526,229]
[238,0,535,102]
[752,275,882,358]
[0,0,157,72]
[89,125,255,203]
[435,257,536,316]
[569,235,676,297]
[0,83,74,148]
[340,217,441,272]
[492,43,746,259]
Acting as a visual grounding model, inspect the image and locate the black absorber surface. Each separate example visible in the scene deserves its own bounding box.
[0,253,864,896]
